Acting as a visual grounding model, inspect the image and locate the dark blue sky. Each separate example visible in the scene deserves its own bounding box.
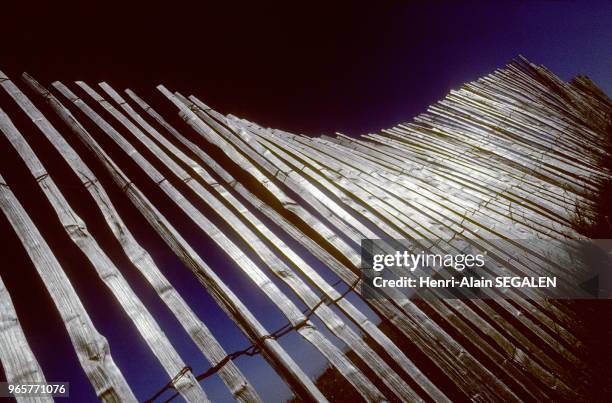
[3,1,611,136]
[0,1,611,402]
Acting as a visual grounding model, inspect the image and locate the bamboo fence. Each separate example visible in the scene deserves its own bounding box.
[0,57,609,402]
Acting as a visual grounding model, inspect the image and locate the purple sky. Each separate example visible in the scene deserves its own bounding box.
[0,1,611,401]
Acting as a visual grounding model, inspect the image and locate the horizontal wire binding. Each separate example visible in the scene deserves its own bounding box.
[82,179,98,188]
[35,173,49,183]
[121,181,133,192]
[144,366,193,403]
[145,275,361,403]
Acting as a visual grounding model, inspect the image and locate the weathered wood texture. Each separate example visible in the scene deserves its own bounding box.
[0,171,136,403]
[13,73,261,403]
[0,57,609,402]
[0,75,208,403]
[0,274,51,403]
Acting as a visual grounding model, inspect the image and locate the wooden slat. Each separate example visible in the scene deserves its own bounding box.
[0,275,52,403]
[70,80,384,402]
[159,87,363,267]
[171,95,522,401]
[15,73,261,403]
[230,107,584,368]
[0,172,136,403]
[242,122,577,398]
[190,84,599,398]
[25,78,327,402]
[225,112,541,401]
[0,56,607,403]
[0,96,208,403]
[125,87,452,402]
[105,84,438,402]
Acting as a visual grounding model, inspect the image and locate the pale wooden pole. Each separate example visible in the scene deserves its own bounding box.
[0,275,52,403]
[0,100,208,403]
[167,93,521,402]
[25,77,327,402]
[0,173,136,403]
[15,72,261,403]
[101,83,428,402]
[69,79,382,402]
